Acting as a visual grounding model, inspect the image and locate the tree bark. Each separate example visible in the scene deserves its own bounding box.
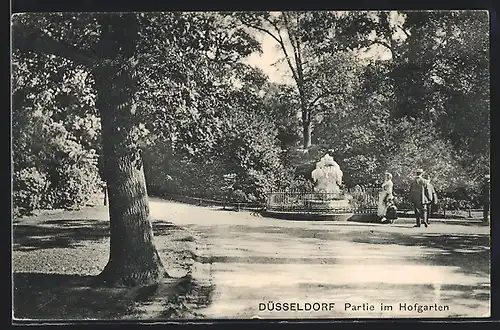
[301,95,312,149]
[240,13,314,150]
[92,14,165,287]
[93,63,165,287]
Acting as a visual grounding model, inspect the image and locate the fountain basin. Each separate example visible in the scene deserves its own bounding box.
[264,152,357,221]
[262,209,354,221]
[265,197,354,221]
[304,198,351,211]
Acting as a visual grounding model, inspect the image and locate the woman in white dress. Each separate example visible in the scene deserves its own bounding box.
[377,172,394,221]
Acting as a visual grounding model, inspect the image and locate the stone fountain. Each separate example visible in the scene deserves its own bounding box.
[264,152,354,221]
[305,153,352,213]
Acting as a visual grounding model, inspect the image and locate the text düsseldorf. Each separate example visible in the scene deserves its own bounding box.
[259,302,335,312]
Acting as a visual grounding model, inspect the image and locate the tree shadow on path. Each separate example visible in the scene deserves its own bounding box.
[349,232,490,277]
[13,272,133,320]
[223,224,490,278]
[13,219,110,251]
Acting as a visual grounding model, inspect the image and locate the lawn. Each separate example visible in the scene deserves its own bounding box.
[12,205,213,320]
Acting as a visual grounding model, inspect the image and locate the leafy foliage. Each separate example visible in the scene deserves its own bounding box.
[217,109,287,201]
[236,11,365,148]
[144,70,288,203]
[13,167,49,217]
[135,12,262,159]
[12,11,489,216]
[314,10,489,193]
[386,119,471,193]
[12,48,103,215]
[261,83,302,150]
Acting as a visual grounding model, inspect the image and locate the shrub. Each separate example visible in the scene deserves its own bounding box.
[13,167,49,217]
[286,175,314,192]
[220,111,287,203]
[144,147,229,201]
[341,154,380,188]
[48,163,103,210]
[348,186,378,210]
[231,189,247,203]
[386,119,471,194]
[144,108,288,204]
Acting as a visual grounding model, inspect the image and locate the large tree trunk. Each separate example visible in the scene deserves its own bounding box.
[94,64,165,287]
[92,14,165,287]
[13,13,166,287]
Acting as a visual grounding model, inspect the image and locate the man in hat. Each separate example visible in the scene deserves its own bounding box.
[409,168,432,228]
[423,174,438,222]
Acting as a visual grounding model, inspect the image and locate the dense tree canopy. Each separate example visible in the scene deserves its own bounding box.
[11,10,490,286]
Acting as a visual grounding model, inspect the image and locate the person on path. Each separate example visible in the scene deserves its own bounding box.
[423,174,438,222]
[409,169,432,228]
[377,172,394,223]
[384,195,398,224]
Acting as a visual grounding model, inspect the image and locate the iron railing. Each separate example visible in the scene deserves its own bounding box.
[265,188,485,219]
[266,188,379,214]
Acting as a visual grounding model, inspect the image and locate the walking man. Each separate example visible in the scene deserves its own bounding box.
[410,169,432,228]
[423,174,438,222]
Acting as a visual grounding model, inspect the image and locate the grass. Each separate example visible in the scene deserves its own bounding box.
[12,205,214,321]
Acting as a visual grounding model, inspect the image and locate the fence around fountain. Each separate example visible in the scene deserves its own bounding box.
[264,188,382,221]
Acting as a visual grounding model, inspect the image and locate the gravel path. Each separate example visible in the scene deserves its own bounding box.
[13,199,491,320]
[148,198,491,319]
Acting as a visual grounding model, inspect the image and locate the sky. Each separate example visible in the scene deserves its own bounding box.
[243,32,294,85]
[242,32,392,85]
[242,11,404,85]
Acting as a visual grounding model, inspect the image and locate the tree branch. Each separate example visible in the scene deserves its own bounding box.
[239,20,282,45]
[397,25,411,39]
[14,26,98,68]
[282,13,300,68]
[263,15,300,88]
[294,14,304,70]
[211,32,228,62]
[370,39,393,52]
[283,13,310,112]
[308,90,342,108]
[243,16,301,88]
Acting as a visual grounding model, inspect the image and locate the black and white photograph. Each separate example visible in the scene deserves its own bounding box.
[11,10,491,320]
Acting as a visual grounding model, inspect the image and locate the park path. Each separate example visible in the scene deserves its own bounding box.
[148,198,491,319]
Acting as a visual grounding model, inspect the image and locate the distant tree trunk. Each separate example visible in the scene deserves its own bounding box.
[483,174,490,223]
[301,101,312,149]
[302,120,312,149]
[104,188,107,206]
[93,14,165,287]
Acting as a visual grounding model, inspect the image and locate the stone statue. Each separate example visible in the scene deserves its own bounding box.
[311,153,343,198]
